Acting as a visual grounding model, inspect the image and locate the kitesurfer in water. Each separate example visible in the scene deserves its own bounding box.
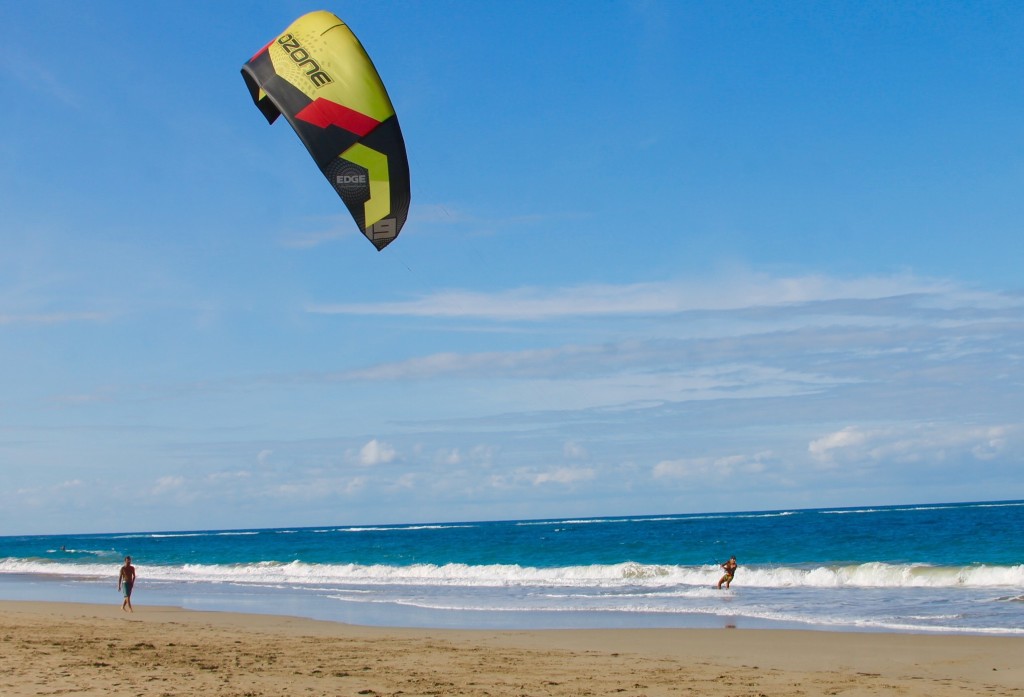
[717,556,737,589]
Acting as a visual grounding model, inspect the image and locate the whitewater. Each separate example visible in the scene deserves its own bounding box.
[1,501,1021,634]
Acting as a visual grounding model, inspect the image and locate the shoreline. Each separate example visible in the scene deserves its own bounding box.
[2,571,1022,636]
[2,600,1022,696]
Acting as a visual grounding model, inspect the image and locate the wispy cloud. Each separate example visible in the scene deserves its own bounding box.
[279,205,577,249]
[412,203,584,232]
[808,424,1019,467]
[33,273,1023,425]
[354,439,398,466]
[0,311,110,326]
[530,466,596,486]
[279,217,352,248]
[653,452,775,480]
[306,273,970,320]
[0,55,81,108]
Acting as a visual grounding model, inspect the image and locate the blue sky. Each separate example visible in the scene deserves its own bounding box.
[1,1,1022,535]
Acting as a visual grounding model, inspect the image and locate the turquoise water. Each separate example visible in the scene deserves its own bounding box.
[1,500,1022,633]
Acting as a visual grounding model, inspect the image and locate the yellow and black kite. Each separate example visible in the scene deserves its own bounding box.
[242,11,410,250]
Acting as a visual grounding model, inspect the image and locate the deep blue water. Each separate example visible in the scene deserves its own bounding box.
[1,500,1022,634]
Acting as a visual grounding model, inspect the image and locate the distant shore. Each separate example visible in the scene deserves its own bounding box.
[1,600,1021,696]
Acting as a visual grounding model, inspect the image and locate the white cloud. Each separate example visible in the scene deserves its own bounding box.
[152,475,185,495]
[280,221,348,249]
[431,445,498,470]
[808,427,871,465]
[272,475,368,500]
[205,470,251,484]
[341,350,846,412]
[0,311,109,326]
[531,467,595,486]
[344,476,368,495]
[653,452,773,480]
[807,424,1019,467]
[392,473,418,489]
[411,203,476,224]
[357,439,397,466]
[971,429,1008,461]
[306,273,968,321]
[563,440,588,459]
[468,445,497,466]
[437,447,463,465]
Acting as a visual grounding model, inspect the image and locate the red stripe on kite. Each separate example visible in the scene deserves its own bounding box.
[295,98,381,136]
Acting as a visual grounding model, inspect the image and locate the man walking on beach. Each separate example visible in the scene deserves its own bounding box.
[118,556,136,612]
[717,556,737,590]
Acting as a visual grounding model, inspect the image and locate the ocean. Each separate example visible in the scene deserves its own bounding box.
[1,500,1022,635]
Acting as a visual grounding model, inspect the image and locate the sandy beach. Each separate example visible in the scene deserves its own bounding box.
[1,600,1020,696]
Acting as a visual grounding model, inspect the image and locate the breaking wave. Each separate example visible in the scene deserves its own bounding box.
[2,558,1021,590]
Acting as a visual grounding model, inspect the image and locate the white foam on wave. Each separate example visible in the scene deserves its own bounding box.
[45,548,116,557]
[310,524,478,534]
[3,558,1021,590]
[517,511,798,527]
[821,500,1024,516]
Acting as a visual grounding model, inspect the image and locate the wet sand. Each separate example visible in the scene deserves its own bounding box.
[1,600,1021,696]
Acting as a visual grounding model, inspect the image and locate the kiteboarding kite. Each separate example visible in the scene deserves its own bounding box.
[241,11,410,250]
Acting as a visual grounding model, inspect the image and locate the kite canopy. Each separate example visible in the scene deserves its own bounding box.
[242,11,410,250]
